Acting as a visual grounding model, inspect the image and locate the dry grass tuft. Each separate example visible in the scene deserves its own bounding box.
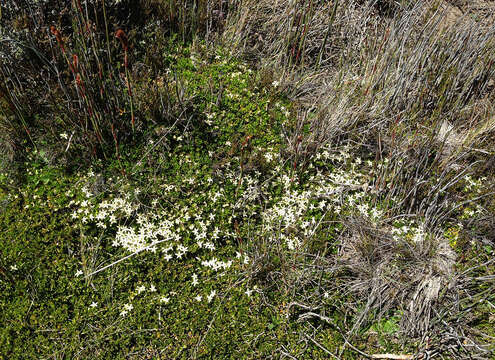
[337,217,456,337]
[224,0,495,356]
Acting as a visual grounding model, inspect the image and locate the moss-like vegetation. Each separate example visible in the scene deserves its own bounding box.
[1,0,494,359]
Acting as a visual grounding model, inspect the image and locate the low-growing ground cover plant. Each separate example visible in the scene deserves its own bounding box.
[1,0,495,359]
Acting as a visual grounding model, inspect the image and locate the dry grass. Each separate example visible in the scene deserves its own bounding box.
[223,0,495,357]
[1,0,494,356]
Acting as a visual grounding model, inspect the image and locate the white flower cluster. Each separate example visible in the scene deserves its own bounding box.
[113,218,177,253]
[463,175,485,193]
[391,221,431,244]
[68,163,251,313]
[261,189,312,250]
[69,130,468,319]
[201,257,233,271]
[120,303,133,316]
[249,145,385,250]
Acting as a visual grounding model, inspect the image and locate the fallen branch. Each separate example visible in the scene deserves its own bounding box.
[370,355,413,360]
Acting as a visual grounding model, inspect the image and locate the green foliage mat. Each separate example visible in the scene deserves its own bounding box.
[0,48,319,359]
[2,43,493,359]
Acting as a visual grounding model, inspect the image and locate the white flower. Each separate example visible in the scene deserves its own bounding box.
[149,284,156,292]
[264,152,274,162]
[120,310,128,316]
[323,292,329,299]
[10,265,18,271]
[160,296,170,304]
[204,242,215,251]
[124,303,133,311]
[89,302,98,308]
[60,133,68,140]
[195,295,202,302]
[177,244,188,253]
[75,269,83,277]
[191,273,199,286]
[356,203,369,215]
[245,288,253,297]
[136,285,146,294]
[412,226,425,243]
[201,257,232,271]
[207,290,216,303]
[272,80,279,87]
[370,207,381,220]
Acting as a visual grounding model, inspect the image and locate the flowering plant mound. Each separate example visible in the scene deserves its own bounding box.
[1,36,494,359]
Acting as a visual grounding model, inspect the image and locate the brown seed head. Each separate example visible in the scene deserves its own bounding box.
[72,54,79,71]
[115,29,128,51]
[49,26,64,50]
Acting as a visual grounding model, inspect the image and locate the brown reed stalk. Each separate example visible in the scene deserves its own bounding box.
[115,29,135,132]
[50,26,65,53]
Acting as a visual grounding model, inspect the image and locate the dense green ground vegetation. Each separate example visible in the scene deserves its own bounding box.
[1,0,494,359]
